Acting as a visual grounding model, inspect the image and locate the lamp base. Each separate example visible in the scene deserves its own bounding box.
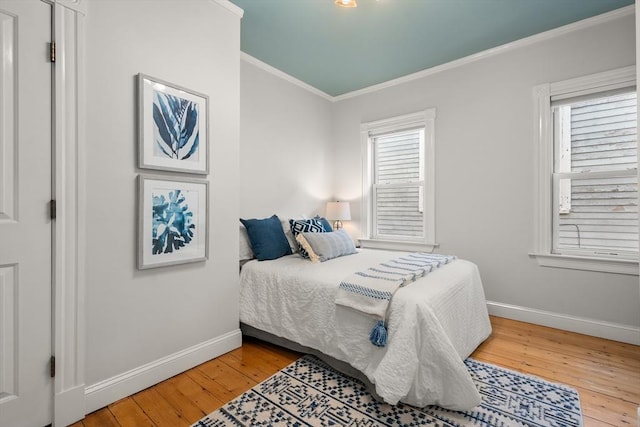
[333,220,343,230]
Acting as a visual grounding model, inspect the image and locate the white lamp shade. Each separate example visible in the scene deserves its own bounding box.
[326,201,351,221]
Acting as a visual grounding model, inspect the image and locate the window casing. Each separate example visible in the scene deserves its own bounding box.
[533,66,638,275]
[360,110,435,251]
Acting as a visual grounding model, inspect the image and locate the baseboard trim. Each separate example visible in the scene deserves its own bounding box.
[487,301,640,345]
[55,384,86,427]
[84,329,242,414]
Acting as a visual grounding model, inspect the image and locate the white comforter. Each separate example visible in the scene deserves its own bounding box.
[239,249,492,410]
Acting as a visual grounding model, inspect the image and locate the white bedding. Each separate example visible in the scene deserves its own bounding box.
[239,249,492,409]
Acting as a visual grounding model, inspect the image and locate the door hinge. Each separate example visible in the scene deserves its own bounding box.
[50,355,55,378]
[49,42,56,63]
[49,199,56,220]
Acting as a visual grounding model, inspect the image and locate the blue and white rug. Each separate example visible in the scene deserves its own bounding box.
[193,355,582,427]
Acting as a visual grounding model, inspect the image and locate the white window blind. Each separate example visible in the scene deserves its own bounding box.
[360,109,436,250]
[372,128,425,239]
[552,90,638,258]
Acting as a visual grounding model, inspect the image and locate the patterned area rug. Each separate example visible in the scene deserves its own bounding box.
[193,355,582,427]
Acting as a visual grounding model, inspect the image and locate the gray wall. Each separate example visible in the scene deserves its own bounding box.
[240,60,334,220]
[330,13,639,327]
[85,0,240,389]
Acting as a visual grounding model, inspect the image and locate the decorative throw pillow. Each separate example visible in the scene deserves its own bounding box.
[300,229,357,262]
[289,218,330,258]
[239,224,254,261]
[280,219,298,253]
[294,233,320,263]
[240,215,292,261]
[313,215,333,232]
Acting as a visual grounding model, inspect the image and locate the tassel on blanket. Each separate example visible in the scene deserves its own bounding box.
[369,320,388,347]
[337,253,456,348]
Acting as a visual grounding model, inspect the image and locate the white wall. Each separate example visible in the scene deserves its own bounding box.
[331,12,640,330]
[84,0,241,410]
[240,59,334,220]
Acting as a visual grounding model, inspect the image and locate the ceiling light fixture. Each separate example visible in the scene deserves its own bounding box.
[335,0,357,7]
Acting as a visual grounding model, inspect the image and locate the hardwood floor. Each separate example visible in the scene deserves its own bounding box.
[71,316,639,427]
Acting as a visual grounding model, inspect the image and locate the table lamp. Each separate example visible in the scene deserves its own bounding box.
[326,201,351,230]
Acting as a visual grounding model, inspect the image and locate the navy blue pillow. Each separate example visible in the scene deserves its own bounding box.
[240,215,292,261]
[314,215,333,232]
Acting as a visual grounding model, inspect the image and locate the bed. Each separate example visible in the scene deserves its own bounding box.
[239,246,492,410]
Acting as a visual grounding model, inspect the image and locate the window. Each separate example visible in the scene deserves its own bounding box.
[360,110,435,251]
[533,66,638,274]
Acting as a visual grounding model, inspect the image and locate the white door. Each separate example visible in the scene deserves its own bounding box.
[0,1,52,426]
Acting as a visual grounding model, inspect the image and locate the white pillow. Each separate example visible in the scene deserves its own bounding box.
[280,219,298,253]
[239,224,254,261]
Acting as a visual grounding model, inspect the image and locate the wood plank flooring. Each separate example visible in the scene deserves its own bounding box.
[71,316,639,426]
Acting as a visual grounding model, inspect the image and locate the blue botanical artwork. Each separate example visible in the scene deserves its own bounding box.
[151,189,196,254]
[152,90,200,162]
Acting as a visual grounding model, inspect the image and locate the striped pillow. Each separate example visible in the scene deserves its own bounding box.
[289,218,329,258]
[300,229,357,262]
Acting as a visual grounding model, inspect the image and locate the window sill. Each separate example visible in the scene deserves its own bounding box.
[529,252,638,275]
[358,238,439,253]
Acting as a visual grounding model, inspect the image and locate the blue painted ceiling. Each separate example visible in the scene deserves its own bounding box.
[229,0,634,97]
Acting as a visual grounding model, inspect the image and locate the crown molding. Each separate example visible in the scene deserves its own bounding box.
[209,0,244,18]
[241,52,333,101]
[331,5,634,101]
[240,5,634,102]
[334,5,634,101]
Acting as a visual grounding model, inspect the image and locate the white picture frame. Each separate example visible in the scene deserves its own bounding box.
[138,73,209,174]
[138,175,209,269]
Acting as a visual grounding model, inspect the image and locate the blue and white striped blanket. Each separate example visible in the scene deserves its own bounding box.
[335,253,456,346]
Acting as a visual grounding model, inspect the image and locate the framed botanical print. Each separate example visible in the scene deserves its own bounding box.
[138,175,208,269]
[138,73,209,174]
